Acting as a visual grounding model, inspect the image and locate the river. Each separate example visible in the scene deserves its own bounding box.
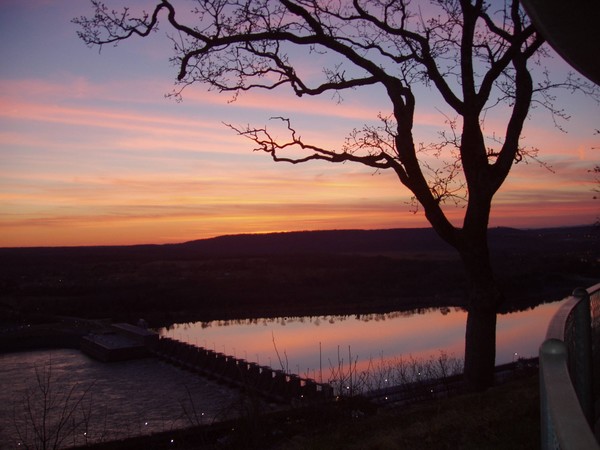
[160,300,565,379]
[0,299,563,447]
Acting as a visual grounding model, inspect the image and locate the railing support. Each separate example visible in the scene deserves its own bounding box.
[571,287,594,425]
[540,339,598,450]
[539,284,600,450]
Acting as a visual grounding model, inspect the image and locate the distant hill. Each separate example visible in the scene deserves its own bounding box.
[0,225,595,264]
[177,228,452,256]
[0,225,596,324]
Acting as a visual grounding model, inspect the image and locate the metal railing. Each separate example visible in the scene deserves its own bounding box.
[539,283,600,449]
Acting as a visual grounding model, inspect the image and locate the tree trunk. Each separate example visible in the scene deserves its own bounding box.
[463,300,498,390]
[459,235,503,391]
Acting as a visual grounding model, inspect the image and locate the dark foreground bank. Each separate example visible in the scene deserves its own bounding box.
[69,368,539,450]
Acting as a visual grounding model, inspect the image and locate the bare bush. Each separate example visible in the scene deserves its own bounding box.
[12,359,96,449]
[328,349,463,398]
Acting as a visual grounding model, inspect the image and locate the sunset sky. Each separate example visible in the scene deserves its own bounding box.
[1,0,598,248]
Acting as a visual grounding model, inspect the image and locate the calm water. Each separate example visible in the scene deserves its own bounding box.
[0,300,563,447]
[0,349,246,448]
[160,300,565,378]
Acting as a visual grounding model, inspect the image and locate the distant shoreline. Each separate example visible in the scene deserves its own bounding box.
[0,226,596,333]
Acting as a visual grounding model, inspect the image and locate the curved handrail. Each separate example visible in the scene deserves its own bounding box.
[539,284,600,450]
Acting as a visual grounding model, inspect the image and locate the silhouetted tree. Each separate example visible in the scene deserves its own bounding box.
[74,0,598,390]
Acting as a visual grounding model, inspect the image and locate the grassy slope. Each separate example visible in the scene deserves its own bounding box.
[77,372,539,449]
[271,373,539,450]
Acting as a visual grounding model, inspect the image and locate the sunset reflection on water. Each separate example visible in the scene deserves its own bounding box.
[160,300,565,376]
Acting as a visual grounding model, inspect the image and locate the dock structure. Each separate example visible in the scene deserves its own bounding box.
[152,336,333,404]
[80,322,158,362]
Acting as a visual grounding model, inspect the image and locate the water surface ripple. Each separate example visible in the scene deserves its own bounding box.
[0,349,242,448]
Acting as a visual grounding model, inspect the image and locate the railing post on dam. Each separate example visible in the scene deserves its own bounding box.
[539,284,600,450]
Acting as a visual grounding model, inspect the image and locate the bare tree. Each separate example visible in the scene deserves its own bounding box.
[12,360,95,449]
[74,0,598,390]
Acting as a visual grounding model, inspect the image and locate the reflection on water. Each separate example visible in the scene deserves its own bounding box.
[166,307,454,330]
[0,301,564,446]
[0,349,244,447]
[161,300,565,378]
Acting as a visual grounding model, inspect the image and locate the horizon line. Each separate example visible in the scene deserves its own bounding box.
[1,223,595,250]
